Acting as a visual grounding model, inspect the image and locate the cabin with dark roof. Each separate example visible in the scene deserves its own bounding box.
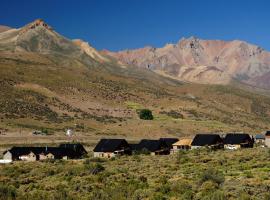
[159,138,179,149]
[59,143,87,156]
[191,134,223,149]
[131,139,170,155]
[3,144,86,161]
[265,131,270,147]
[223,133,254,150]
[93,139,131,158]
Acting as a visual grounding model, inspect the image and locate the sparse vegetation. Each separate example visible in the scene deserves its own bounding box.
[1,148,270,199]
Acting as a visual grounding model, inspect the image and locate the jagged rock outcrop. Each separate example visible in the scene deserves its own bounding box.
[19,19,53,34]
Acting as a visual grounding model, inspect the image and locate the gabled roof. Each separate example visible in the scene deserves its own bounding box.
[59,143,87,155]
[93,139,129,152]
[159,138,179,147]
[191,134,223,146]
[224,133,253,144]
[173,138,192,146]
[5,147,44,157]
[4,146,83,158]
[135,139,169,152]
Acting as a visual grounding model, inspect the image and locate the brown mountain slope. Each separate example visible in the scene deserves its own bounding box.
[104,37,270,89]
[1,19,270,142]
[0,25,11,33]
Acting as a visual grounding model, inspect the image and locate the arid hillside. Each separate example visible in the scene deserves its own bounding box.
[0,25,11,33]
[105,37,270,89]
[0,20,270,143]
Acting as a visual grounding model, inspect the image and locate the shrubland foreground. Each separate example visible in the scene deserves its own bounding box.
[1,148,270,200]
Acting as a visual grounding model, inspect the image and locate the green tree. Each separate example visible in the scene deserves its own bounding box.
[138,109,154,120]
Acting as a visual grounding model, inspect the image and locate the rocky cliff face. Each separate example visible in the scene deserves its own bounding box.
[105,37,270,88]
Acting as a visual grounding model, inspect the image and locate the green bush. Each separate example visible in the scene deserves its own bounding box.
[138,109,154,120]
[199,168,225,186]
[0,184,16,200]
[84,163,105,175]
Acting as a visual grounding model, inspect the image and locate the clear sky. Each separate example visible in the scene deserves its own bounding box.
[1,0,270,51]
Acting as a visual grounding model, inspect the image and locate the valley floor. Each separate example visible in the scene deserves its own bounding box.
[1,147,270,200]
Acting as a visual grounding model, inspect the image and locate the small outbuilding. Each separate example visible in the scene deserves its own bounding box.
[171,138,192,153]
[191,134,223,149]
[93,139,131,158]
[223,133,254,150]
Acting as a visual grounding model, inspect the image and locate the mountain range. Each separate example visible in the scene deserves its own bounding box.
[0,19,270,138]
[105,37,270,89]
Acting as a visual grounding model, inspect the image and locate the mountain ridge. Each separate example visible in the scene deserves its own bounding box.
[0,25,12,33]
[104,36,270,89]
[1,19,270,137]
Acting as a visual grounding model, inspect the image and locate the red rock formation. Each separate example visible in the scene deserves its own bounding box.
[20,19,53,34]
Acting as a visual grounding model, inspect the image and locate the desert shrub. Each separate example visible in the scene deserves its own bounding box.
[83,158,91,164]
[199,168,225,186]
[200,189,225,200]
[244,170,254,178]
[197,180,225,199]
[138,109,154,120]
[89,157,106,162]
[263,193,270,200]
[155,176,171,195]
[151,193,167,200]
[132,189,150,200]
[170,179,193,199]
[239,192,252,200]
[176,151,189,164]
[84,163,105,175]
[0,184,16,200]
[40,127,49,135]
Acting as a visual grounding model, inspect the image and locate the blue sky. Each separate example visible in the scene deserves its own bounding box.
[1,0,270,51]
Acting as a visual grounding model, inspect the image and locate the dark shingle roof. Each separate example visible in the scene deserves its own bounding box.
[191,134,223,146]
[159,138,179,147]
[59,143,87,155]
[223,133,253,144]
[135,139,169,152]
[5,146,83,159]
[93,139,129,152]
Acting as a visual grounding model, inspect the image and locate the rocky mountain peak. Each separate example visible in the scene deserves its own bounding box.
[20,19,53,34]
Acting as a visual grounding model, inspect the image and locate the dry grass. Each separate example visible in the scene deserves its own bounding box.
[1,147,270,199]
